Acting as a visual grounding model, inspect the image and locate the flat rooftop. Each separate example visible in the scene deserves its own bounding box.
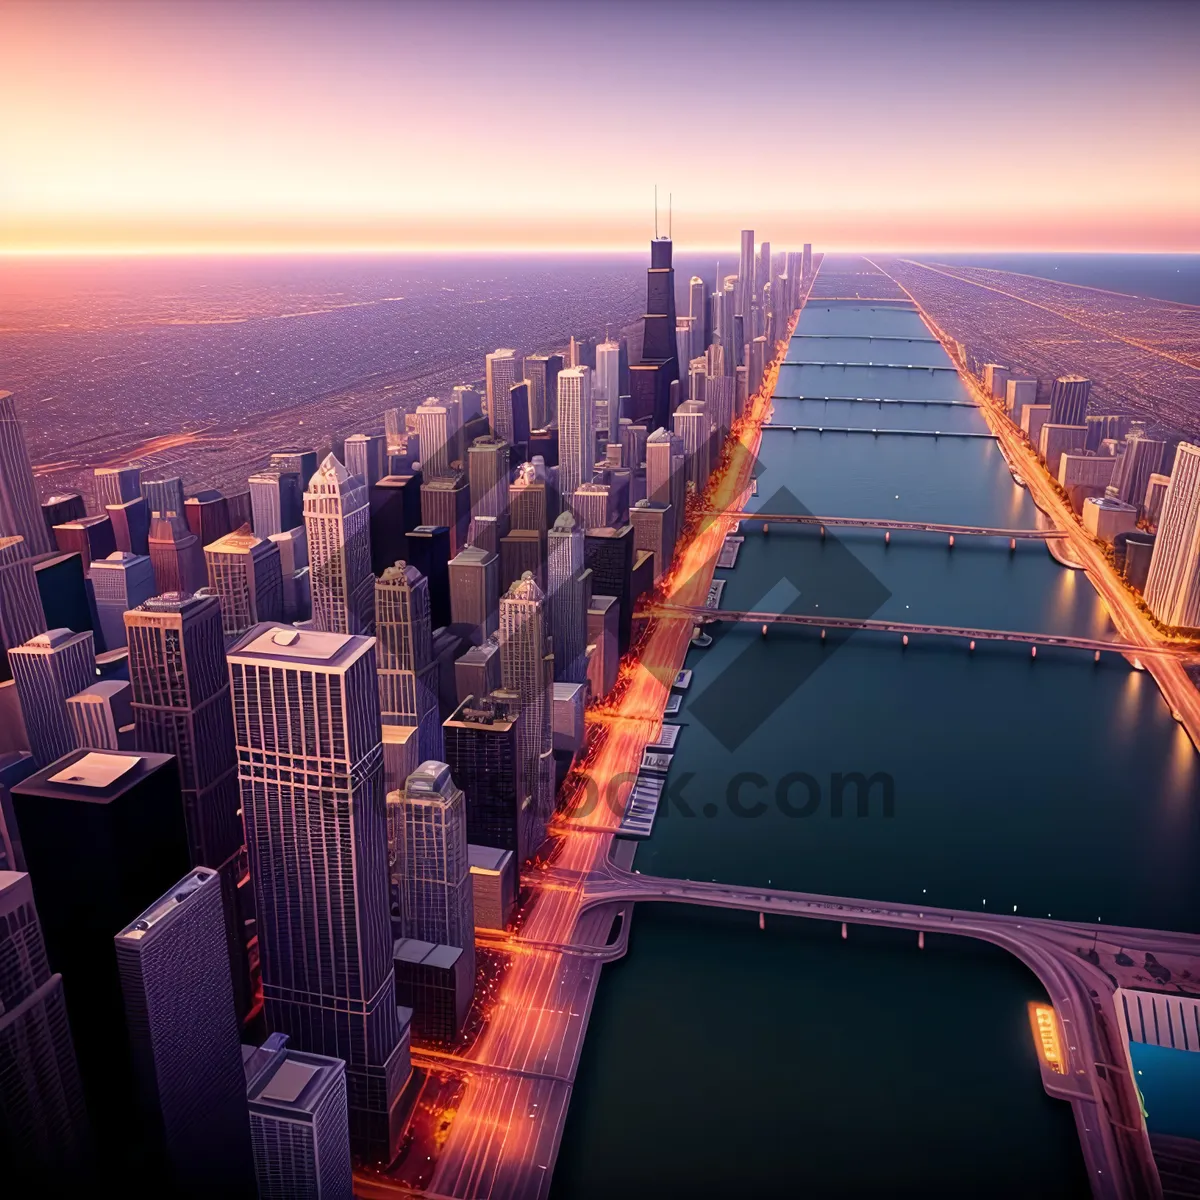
[229,623,369,669]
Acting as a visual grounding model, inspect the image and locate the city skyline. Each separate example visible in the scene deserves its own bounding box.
[3,0,1198,255]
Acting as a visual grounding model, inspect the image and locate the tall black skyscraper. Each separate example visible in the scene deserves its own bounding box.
[629,235,679,432]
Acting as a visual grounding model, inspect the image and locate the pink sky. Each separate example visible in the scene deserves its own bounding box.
[3,0,1198,253]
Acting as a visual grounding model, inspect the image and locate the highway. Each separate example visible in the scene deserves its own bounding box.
[867,257,1200,756]
[716,509,1067,538]
[640,603,1200,663]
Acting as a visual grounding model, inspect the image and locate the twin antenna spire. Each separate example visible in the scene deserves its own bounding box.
[653,186,672,240]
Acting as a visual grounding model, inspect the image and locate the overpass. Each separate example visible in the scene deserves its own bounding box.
[717,510,1067,539]
[762,424,996,439]
[773,394,977,407]
[568,861,1200,1200]
[640,603,1200,663]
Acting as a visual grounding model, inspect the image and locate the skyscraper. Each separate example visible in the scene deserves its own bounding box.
[443,693,529,863]
[148,512,205,596]
[585,524,635,653]
[305,454,373,636]
[0,392,53,558]
[141,476,187,520]
[509,459,549,532]
[485,349,523,442]
[404,525,452,629]
[416,398,460,481]
[1047,375,1092,427]
[93,465,141,512]
[66,679,133,751]
[673,399,711,492]
[0,536,46,680]
[737,229,755,318]
[689,275,710,352]
[595,339,621,413]
[420,472,471,556]
[0,869,90,1187]
[631,499,672,580]
[1112,424,1166,510]
[227,624,410,1163]
[91,551,156,651]
[392,760,475,954]
[8,628,96,768]
[344,432,388,490]
[522,353,562,428]
[114,867,255,1196]
[10,749,192,1177]
[467,435,511,522]
[558,365,594,500]
[499,574,553,827]
[269,449,318,494]
[376,562,442,763]
[1144,443,1200,630]
[629,235,680,430]
[546,512,589,683]
[449,545,499,647]
[106,496,151,556]
[185,491,232,548]
[249,470,303,538]
[243,1033,353,1200]
[205,525,284,638]
[268,525,309,622]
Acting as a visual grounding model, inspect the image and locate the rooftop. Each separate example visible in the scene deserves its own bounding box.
[232,624,360,666]
[116,868,215,942]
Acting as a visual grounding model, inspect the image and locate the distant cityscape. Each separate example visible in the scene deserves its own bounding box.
[0,228,811,1194]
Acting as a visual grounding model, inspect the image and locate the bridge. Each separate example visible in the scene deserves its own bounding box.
[640,603,1200,663]
[773,394,977,407]
[788,360,958,371]
[790,333,940,343]
[718,510,1067,539]
[563,860,1200,1200]
[762,424,996,439]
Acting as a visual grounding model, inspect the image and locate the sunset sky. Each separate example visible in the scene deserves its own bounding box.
[3,0,1198,253]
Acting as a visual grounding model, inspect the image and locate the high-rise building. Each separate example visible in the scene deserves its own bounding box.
[689,275,710,351]
[452,383,484,425]
[42,493,87,538]
[249,471,303,538]
[509,459,549,532]
[587,594,619,698]
[629,236,680,430]
[66,679,133,751]
[453,635,501,708]
[141,477,187,520]
[499,527,544,593]
[737,229,755,317]
[0,536,46,680]
[1047,376,1092,427]
[91,551,155,651]
[369,473,422,575]
[52,515,117,577]
[268,525,309,622]
[981,364,1011,402]
[405,525,452,629]
[1144,472,1171,529]
[376,562,442,763]
[499,574,553,827]
[10,749,191,1175]
[227,624,411,1162]
[546,512,589,683]
[148,513,205,596]
[305,454,373,636]
[558,365,594,500]
[1112,424,1166,510]
[185,491,231,548]
[673,399,711,493]
[106,496,151,556]
[508,381,532,452]
[392,760,475,953]
[521,354,561,429]
[569,482,613,531]
[9,628,96,767]
[114,867,255,1196]
[391,938,472,1046]
[467,435,511,523]
[1144,443,1200,630]
[205,525,284,638]
[449,545,499,646]
[243,1032,353,1200]
[0,393,52,558]
[704,375,736,443]
[485,349,523,442]
[584,524,634,653]
[595,340,621,412]
[631,499,672,580]
[416,398,460,481]
[344,432,388,490]
[0,869,90,1188]
[420,471,471,556]
[443,693,529,863]
[93,466,141,512]
[269,449,318,494]
[125,592,242,873]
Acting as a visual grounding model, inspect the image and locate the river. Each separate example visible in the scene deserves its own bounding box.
[551,262,1200,1196]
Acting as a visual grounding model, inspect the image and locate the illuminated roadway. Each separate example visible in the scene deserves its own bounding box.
[641,603,1200,663]
[716,510,1068,538]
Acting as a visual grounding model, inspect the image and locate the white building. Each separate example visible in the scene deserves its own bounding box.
[557,365,594,501]
[304,455,373,635]
[1144,443,1200,629]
